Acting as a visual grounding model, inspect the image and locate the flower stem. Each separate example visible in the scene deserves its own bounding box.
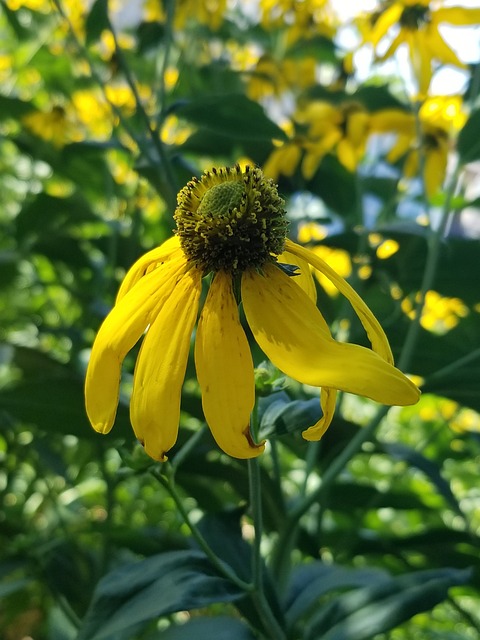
[248,458,288,640]
[152,465,252,592]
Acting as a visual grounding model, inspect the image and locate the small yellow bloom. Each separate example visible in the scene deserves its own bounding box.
[22,105,80,147]
[85,166,420,460]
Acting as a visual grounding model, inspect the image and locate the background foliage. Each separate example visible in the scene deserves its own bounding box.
[1,0,480,638]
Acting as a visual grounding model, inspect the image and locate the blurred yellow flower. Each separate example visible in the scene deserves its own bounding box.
[85,165,419,460]
[247,55,317,101]
[402,289,469,334]
[370,96,467,197]
[259,0,337,42]
[298,101,370,176]
[309,245,352,297]
[22,105,80,147]
[72,89,112,138]
[144,0,227,31]
[367,0,480,94]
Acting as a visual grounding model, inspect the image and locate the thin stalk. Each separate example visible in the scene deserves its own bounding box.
[109,24,178,208]
[152,465,253,592]
[248,458,288,640]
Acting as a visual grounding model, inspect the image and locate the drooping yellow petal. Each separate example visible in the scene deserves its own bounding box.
[242,264,420,406]
[285,239,394,363]
[424,148,447,198]
[130,265,202,460]
[433,7,480,26]
[116,236,182,303]
[195,271,264,459]
[407,29,432,95]
[337,139,358,171]
[85,255,189,435]
[376,28,404,62]
[277,249,317,303]
[302,388,338,441]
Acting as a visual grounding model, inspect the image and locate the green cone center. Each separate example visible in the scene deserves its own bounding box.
[174,165,288,274]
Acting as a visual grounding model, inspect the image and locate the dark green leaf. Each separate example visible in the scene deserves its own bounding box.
[382,443,461,512]
[0,95,35,121]
[86,0,110,45]
[175,94,287,142]
[305,568,471,640]
[154,617,256,639]
[76,550,244,640]
[458,109,480,164]
[285,563,390,627]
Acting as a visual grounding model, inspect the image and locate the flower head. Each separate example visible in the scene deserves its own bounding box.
[367,0,480,94]
[85,165,420,460]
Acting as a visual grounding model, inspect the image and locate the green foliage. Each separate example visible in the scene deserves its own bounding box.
[1,1,480,639]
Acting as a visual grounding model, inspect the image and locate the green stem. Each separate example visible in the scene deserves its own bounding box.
[248,458,288,640]
[152,465,252,592]
[109,23,178,209]
[423,347,480,386]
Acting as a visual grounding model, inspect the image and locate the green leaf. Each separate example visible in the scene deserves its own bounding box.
[86,0,110,45]
[458,109,480,164]
[175,94,287,142]
[285,563,390,628]
[258,394,321,439]
[305,568,471,640]
[154,617,256,639]
[76,550,244,640]
[382,443,461,513]
[0,345,130,440]
[15,193,95,240]
[308,155,357,217]
[0,95,35,121]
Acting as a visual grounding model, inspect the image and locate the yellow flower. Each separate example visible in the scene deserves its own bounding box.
[367,0,480,94]
[85,166,419,460]
[370,96,466,197]
[298,101,370,175]
[22,105,80,147]
[259,0,337,42]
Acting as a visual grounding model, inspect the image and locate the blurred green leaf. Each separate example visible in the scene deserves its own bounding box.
[86,0,110,45]
[154,616,256,639]
[176,94,287,141]
[285,563,390,628]
[304,568,471,640]
[458,109,480,164]
[76,550,244,640]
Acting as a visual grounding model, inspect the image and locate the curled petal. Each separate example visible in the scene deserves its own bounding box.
[302,388,338,441]
[116,236,182,303]
[242,264,419,406]
[285,239,394,363]
[85,255,188,435]
[195,271,264,459]
[277,249,317,303]
[130,266,202,461]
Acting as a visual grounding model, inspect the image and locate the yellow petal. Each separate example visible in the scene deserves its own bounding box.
[116,236,182,303]
[370,4,403,46]
[277,249,317,303]
[433,7,480,26]
[285,239,394,363]
[302,388,338,441]
[425,24,464,68]
[242,264,419,406]
[85,255,188,435]
[337,139,358,171]
[376,29,404,61]
[195,271,264,459]
[130,266,202,461]
[424,148,447,198]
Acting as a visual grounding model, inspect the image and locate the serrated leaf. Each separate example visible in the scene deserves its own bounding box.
[175,94,287,142]
[458,109,480,164]
[76,550,244,640]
